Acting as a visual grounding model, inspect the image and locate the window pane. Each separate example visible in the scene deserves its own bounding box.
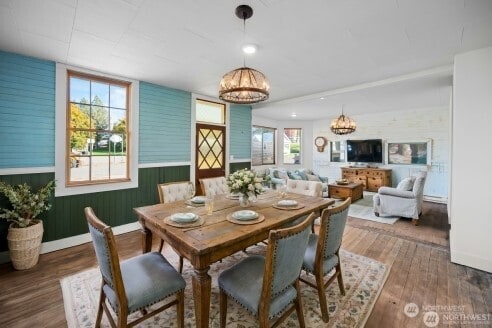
[262,129,275,164]
[283,128,301,164]
[110,85,127,109]
[251,127,263,166]
[69,77,90,103]
[92,105,109,130]
[91,155,109,181]
[196,99,225,124]
[252,126,276,166]
[110,108,126,131]
[110,154,127,179]
[91,81,109,106]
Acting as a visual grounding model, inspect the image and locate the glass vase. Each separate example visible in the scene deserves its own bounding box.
[239,194,250,207]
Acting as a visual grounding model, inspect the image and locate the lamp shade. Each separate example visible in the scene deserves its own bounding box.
[219,67,269,104]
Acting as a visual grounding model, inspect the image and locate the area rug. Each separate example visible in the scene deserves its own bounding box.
[348,192,399,224]
[61,245,389,328]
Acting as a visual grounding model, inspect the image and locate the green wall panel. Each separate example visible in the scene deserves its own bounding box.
[0,166,190,252]
[229,104,252,159]
[230,162,251,173]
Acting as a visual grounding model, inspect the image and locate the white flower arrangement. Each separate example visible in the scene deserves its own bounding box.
[227,169,263,197]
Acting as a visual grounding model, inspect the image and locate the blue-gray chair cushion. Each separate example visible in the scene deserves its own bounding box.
[302,234,339,274]
[103,252,186,313]
[218,255,297,319]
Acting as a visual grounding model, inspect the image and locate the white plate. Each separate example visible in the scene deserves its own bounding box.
[171,212,198,223]
[277,199,298,207]
[191,196,206,204]
[232,210,258,221]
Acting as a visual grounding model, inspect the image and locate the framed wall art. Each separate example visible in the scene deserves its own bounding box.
[386,140,431,165]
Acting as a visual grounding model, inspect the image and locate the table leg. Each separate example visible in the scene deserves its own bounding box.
[139,219,152,253]
[192,266,212,328]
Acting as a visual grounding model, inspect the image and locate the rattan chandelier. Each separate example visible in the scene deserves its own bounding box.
[330,106,356,135]
[219,5,269,104]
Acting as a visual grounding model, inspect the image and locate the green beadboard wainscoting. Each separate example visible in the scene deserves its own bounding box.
[0,166,190,252]
[230,162,251,172]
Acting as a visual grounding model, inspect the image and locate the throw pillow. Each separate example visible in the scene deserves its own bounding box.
[306,174,321,182]
[275,170,288,180]
[287,171,302,180]
[317,175,329,183]
[396,177,415,191]
[295,169,308,180]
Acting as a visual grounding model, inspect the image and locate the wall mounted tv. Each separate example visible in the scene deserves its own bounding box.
[346,139,383,163]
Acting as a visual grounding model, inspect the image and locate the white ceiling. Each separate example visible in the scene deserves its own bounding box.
[1,0,491,120]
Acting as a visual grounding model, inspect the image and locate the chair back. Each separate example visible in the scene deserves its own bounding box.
[317,198,351,262]
[85,207,125,300]
[412,172,427,212]
[262,213,315,299]
[200,176,228,196]
[157,181,193,203]
[286,179,322,197]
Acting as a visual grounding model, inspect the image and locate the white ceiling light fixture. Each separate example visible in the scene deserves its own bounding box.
[219,5,270,104]
[242,44,257,54]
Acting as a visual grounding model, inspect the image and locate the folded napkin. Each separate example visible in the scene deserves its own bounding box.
[191,196,206,204]
[232,210,258,221]
[171,212,198,223]
[277,199,298,207]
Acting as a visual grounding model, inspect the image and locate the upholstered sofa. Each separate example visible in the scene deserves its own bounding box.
[254,167,329,196]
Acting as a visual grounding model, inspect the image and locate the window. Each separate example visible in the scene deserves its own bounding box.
[196,99,225,124]
[283,128,301,164]
[252,126,276,165]
[67,71,130,185]
[330,141,345,162]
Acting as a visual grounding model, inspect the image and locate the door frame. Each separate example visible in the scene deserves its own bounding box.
[190,94,230,189]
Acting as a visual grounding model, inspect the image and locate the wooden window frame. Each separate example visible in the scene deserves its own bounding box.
[195,98,226,125]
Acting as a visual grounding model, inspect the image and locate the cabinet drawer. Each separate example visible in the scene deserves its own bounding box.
[367,177,383,191]
[329,186,351,199]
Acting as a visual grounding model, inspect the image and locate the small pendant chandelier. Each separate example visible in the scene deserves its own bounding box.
[219,5,269,104]
[331,105,356,135]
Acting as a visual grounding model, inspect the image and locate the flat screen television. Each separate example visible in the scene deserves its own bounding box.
[346,139,383,163]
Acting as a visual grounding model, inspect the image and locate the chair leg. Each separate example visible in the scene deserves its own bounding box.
[158,239,164,252]
[219,290,228,328]
[412,219,419,226]
[177,290,185,328]
[374,211,379,217]
[178,256,184,273]
[95,281,105,328]
[315,273,330,323]
[117,308,128,328]
[336,262,346,296]
[294,279,306,328]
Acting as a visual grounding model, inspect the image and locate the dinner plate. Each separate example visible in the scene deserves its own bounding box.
[277,199,298,207]
[191,196,206,204]
[231,210,258,221]
[171,212,198,223]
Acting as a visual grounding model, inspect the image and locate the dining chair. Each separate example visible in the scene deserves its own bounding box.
[199,176,228,196]
[84,207,186,328]
[156,181,194,272]
[300,197,351,322]
[218,213,316,328]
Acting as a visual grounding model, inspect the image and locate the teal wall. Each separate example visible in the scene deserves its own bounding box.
[0,51,55,168]
[0,51,252,254]
[139,82,192,163]
[229,104,252,159]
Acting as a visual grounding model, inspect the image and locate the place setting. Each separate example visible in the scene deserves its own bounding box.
[185,195,207,207]
[272,199,305,210]
[227,210,265,225]
[164,212,204,228]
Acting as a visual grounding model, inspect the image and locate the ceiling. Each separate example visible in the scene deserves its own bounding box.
[1,0,491,120]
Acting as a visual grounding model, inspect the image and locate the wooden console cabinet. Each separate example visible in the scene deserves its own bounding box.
[341,167,392,192]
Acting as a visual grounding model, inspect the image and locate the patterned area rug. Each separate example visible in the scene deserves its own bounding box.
[348,192,399,224]
[61,245,389,328]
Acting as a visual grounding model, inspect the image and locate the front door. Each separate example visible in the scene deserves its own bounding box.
[195,123,226,195]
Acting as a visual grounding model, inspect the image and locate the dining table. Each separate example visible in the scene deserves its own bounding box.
[134,190,335,328]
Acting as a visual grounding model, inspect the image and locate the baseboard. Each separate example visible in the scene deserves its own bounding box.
[450,249,492,273]
[0,221,141,265]
[423,195,448,204]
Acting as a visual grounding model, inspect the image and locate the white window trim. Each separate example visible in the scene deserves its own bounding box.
[55,63,139,196]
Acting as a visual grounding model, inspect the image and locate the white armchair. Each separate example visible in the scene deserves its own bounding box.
[373,172,427,225]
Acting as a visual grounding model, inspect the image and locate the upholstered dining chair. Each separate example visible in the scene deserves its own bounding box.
[156,181,194,272]
[199,176,229,196]
[218,213,316,328]
[84,207,186,328]
[300,197,351,323]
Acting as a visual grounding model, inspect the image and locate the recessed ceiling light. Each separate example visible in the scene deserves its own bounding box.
[242,44,257,54]
[291,113,297,117]
[320,97,325,100]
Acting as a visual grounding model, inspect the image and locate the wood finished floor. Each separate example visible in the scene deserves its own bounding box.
[0,201,491,328]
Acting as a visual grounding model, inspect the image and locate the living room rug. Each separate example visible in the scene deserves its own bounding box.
[61,245,389,328]
[348,192,399,224]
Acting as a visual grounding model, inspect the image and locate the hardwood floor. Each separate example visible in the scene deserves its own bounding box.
[0,201,490,327]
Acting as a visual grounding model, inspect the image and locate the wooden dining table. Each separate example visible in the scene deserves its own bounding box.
[134,190,335,328]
